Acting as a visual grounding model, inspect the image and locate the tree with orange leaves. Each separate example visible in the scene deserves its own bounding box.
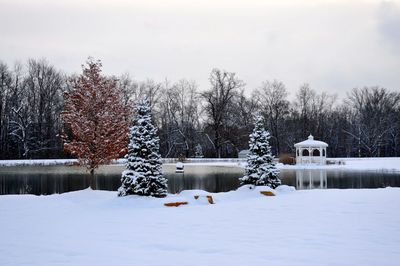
[61,58,129,176]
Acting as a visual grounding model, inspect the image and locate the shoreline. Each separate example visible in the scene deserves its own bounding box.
[1,157,400,172]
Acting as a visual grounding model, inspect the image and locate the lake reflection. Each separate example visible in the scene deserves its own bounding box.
[295,169,327,189]
[0,164,242,195]
[0,165,400,195]
[281,169,400,189]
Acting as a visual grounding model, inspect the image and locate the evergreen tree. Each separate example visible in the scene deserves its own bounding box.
[118,100,167,197]
[239,115,281,188]
[195,144,204,158]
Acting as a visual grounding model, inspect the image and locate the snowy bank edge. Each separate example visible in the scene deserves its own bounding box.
[1,158,400,172]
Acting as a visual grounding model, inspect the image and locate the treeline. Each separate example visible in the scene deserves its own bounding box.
[1,59,399,159]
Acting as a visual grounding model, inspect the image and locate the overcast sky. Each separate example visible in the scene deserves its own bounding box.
[1,0,399,96]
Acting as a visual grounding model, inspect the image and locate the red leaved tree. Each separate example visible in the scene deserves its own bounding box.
[61,58,129,176]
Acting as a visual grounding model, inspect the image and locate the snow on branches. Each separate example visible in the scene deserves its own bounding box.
[240,115,281,188]
[118,100,167,198]
[61,58,129,174]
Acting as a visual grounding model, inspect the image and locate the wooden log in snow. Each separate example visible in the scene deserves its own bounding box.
[260,191,275,196]
[164,202,188,207]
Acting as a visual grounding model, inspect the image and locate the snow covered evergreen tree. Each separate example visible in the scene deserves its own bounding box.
[118,100,167,197]
[239,115,281,188]
[195,144,204,158]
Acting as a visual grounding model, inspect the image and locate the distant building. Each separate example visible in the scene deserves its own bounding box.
[238,149,250,159]
[294,135,328,165]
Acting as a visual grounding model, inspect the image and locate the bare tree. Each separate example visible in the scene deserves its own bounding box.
[19,59,65,158]
[294,83,316,137]
[159,79,201,157]
[0,62,12,158]
[116,75,163,112]
[9,106,32,158]
[254,80,289,154]
[345,87,400,157]
[222,89,258,156]
[116,73,137,108]
[201,68,244,158]
[0,63,26,158]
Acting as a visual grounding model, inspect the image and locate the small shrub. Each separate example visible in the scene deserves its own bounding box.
[279,153,296,165]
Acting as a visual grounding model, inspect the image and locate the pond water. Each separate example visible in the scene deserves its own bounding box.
[1,164,400,195]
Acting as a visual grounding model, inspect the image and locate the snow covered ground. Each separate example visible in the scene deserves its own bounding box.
[0,159,79,167]
[329,157,400,171]
[0,158,243,167]
[1,186,399,266]
[279,157,400,171]
[183,157,400,172]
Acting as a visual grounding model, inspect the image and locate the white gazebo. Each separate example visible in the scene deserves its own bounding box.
[294,135,328,165]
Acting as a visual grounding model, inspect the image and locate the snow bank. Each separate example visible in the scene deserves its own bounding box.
[1,187,399,266]
[0,158,243,167]
[166,157,400,172]
[0,159,128,167]
[331,157,400,171]
[1,157,400,172]
[279,157,400,172]
[0,159,79,166]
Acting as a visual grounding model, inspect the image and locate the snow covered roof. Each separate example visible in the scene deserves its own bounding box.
[294,135,328,148]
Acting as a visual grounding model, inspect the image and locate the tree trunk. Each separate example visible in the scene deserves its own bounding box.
[89,168,97,190]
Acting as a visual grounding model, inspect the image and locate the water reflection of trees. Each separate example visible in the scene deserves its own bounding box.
[3,166,400,195]
[166,172,240,194]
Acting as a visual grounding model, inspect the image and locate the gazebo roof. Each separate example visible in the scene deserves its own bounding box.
[294,135,328,148]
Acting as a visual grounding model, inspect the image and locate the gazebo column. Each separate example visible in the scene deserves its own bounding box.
[319,147,322,165]
[300,148,303,164]
[301,148,304,164]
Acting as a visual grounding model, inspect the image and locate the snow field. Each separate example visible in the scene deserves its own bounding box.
[1,186,399,266]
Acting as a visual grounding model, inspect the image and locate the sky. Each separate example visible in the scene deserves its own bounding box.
[0,0,399,97]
